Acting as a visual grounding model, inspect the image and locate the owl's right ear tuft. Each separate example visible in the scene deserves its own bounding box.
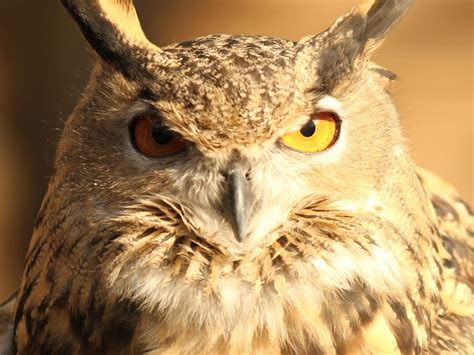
[60,0,175,78]
[323,0,415,58]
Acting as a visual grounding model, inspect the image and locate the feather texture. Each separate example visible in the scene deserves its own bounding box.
[418,169,474,353]
[7,0,473,353]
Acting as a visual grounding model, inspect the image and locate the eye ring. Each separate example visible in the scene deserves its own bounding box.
[131,113,188,158]
[280,112,340,153]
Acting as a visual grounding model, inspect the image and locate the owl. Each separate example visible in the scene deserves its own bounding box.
[0,0,472,353]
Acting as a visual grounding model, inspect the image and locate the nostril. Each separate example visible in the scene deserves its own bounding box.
[221,168,251,181]
[220,170,229,180]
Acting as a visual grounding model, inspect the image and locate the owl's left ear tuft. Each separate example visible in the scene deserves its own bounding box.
[296,0,414,92]
[358,0,415,53]
[324,0,415,57]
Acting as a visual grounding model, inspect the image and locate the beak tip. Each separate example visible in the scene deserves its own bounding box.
[228,169,252,243]
[235,218,247,242]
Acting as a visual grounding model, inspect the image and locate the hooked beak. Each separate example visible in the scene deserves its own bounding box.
[227,168,252,242]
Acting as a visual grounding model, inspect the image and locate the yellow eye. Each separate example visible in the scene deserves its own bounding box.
[281,112,340,153]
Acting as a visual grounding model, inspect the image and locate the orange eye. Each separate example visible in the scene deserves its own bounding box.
[133,114,187,157]
[281,112,340,153]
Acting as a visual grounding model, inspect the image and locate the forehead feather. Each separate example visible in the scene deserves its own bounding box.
[144,35,310,148]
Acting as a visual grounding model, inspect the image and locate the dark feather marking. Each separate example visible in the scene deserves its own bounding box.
[37,331,73,355]
[441,234,455,254]
[34,195,51,229]
[268,246,288,273]
[277,236,289,247]
[371,67,398,80]
[442,257,455,269]
[366,0,415,40]
[316,14,366,93]
[69,309,87,340]
[135,227,158,241]
[69,284,105,352]
[319,229,345,243]
[48,241,66,278]
[24,238,49,276]
[277,235,304,257]
[87,235,106,248]
[97,299,139,353]
[232,260,240,271]
[351,282,380,324]
[199,247,214,264]
[99,233,123,258]
[431,195,460,221]
[417,272,426,298]
[190,240,199,252]
[287,242,305,257]
[32,298,50,338]
[388,300,416,353]
[24,307,34,340]
[0,291,17,308]
[61,0,148,79]
[406,294,428,330]
[139,87,160,102]
[401,232,425,266]
[25,210,69,276]
[293,227,317,243]
[272,255,286,271]
[64,233,84,257]
[13,274,39,337]
[172,235,187,250]
[87,281,106,329]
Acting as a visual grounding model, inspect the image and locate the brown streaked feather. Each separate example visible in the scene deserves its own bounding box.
[341,311,400,355]
[418,168,474,353]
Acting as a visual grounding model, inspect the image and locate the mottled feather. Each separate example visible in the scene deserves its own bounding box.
[418,169,474,353]
[5,0,473,354]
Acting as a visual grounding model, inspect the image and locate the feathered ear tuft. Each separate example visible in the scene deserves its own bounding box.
[60,0,176,78]
[295,0,414,92]
[359,0,415,52]
[324,0,415,55]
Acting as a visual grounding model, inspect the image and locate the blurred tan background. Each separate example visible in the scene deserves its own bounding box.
[0,0,472,299]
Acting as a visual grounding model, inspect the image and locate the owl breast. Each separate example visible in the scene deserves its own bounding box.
[107,204,415,354]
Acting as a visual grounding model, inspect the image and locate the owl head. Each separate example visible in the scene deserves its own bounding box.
[52,0,438,314]
[58,0,416,242]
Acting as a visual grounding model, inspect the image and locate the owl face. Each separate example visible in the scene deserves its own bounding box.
[61,23,405,255]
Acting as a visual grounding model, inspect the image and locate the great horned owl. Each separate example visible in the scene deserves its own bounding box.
[0,0,472,354]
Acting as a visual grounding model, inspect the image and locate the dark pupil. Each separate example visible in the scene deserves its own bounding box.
[300,120,316,137]
[152,122,175,145]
